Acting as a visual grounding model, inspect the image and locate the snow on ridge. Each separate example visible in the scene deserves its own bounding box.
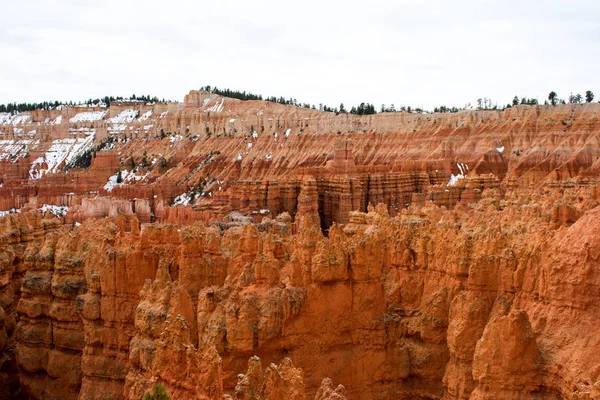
[205,98,224,113]
[497,146,505,153]
[173,192,191,206]
[109,109,139,124]
[29,134,95,180]
[40,204,69,218]
[169,134,184,145]
[139,110,153,121]
[11,115,31,125]
[0,139,39,162]
[69,111,107,123]
[448,163,469,187]
[103,169,149,192]
[0,208,20,217]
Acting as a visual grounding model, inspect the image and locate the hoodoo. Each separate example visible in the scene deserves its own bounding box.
[0,91,599,399]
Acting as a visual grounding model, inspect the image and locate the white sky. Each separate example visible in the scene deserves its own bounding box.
[1,0,598,110]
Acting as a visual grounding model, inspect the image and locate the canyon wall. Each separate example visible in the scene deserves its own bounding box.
[0,91,599,399]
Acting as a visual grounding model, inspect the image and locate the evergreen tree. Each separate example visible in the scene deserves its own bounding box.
[548,91,558,106]
[143,383,171,400]
[513,96,520,106]
[116,169,123,184]
[585,90,594,103]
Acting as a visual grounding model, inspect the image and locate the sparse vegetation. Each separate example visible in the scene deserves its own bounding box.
[586,90,594,103]
[143,383,171,400]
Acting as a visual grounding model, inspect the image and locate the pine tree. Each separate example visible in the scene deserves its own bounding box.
[548,91,558,106]
[116,169,123,184]
[143,383,171,400]
[586,90,594,103]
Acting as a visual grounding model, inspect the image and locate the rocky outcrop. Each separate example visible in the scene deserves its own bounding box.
[2,91,600,400]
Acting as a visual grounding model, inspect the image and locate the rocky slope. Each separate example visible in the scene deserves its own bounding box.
[0,91,599,399]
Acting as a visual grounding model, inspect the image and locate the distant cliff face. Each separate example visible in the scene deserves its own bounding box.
[1,91,600,227]
[0,91,599,399]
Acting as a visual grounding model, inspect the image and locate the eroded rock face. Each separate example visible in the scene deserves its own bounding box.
[1,182,597,399]
[2,93,600,400]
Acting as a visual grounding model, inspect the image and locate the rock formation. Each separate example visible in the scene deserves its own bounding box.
[0,91,599,399]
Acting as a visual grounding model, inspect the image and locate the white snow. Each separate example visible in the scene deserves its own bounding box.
[29,134,95,180]
[0,113,11,125]
[252,131,258,139]
[229,119,236,123]
[237,153,242,161]
[11,115,31,125]
[143,124,153,131]
[173,192,191,206]
[447,174,464,187]
[205,98,224,113]
[448,163,469,186]
[266,154,272,160]
[103,169,149,192]
[0,139,38,162]
[40,204,69,218]
[496,146,505,153]
[0,208,20,217]
[285,129,291,137]
[170,134,184,144]
[248,143,252,149]
[138,111,153,121]
[109,109,139,124]
[53,115,62,125]
[69,111,107,123]
[160,111,168,118]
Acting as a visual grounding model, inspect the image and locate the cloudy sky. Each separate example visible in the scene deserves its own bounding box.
[1,0,598,109]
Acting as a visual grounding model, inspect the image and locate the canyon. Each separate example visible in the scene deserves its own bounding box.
[0,91,599,399]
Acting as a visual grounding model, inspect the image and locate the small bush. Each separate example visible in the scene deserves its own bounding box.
[143,383,171,400]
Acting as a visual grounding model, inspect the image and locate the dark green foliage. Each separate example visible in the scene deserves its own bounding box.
[433,106,461,113]
[116,169,123,184]
[0,95,165,115]
[585,90,594,103]
[350,103,376,115]
[548,91,558,106]
[200,85,263,101]
[71,150,93,169]
[143,383,171,400]
[569,93,583,104]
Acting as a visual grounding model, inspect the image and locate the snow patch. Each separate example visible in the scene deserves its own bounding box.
[496,146,504,153]
[0,208,20,217]
[109,109,139,124]
[69,111,107,123]
[40,204,69,218]
[103,169,149,192]
[138,111,153,121]
[29,134,95,180]
[205,98,224,113]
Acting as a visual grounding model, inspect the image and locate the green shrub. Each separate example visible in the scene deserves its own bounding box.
[143,383,171,400]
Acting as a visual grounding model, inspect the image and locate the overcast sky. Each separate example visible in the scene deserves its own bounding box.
[1,0,598,109]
